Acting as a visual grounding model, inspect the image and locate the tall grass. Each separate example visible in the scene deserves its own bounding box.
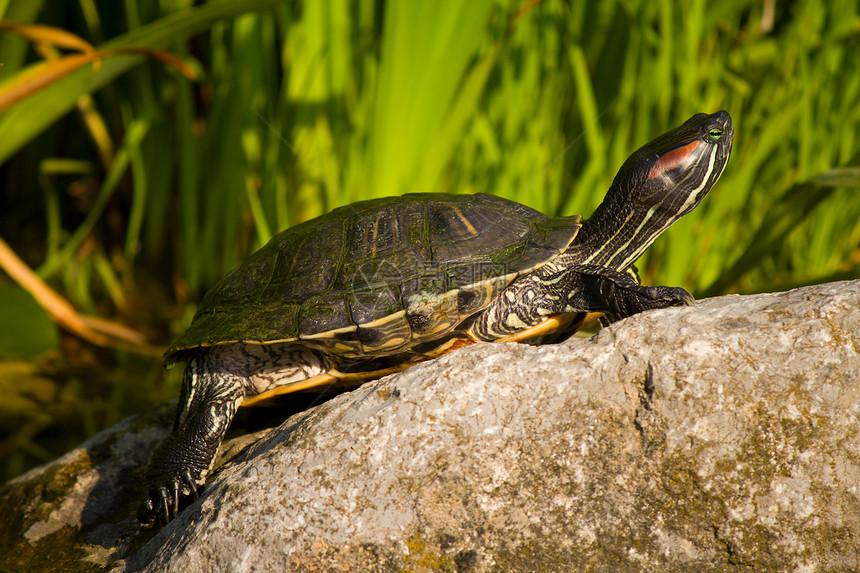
[0,0,858,477]
[2,0,858,300]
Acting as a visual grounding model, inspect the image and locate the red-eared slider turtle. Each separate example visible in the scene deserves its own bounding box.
[140,111,733,526]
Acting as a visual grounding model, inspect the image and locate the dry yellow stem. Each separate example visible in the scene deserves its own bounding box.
[0,236,161,356]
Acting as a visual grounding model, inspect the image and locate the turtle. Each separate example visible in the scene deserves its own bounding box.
[139,110,733,526]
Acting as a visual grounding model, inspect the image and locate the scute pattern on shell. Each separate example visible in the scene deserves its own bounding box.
[166,193,582,362]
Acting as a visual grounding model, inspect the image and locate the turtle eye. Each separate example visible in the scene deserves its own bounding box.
[707,127,723,142]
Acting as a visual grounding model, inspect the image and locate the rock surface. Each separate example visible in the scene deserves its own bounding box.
[1,280,859,572]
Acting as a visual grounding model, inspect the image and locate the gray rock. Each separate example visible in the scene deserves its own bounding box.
[1,280,858,572]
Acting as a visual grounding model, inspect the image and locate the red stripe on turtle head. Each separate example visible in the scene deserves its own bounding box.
[648,140,701,180]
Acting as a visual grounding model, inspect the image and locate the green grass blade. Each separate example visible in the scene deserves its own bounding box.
[702,162,860,297]
[38,112,152,277]
[369,0,494,197]
[0,0,287,166]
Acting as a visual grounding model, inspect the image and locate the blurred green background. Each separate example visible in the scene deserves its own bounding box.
[0,0,858,481]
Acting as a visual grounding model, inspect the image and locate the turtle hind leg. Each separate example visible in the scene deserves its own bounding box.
[571,263,694,324]
[139,352,244,527]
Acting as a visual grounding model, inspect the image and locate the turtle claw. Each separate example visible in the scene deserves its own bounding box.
[137,487,169,528]
[596,281,695,325]
[183,470,200,501]
[137,470,200,527]
[162,486,175,524]
[138,468,204,527]
[170,482,180,516]
[650,286,694,306]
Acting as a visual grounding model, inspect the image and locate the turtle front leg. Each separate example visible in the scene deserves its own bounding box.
[138,353,245,527]
[570,263,694,323]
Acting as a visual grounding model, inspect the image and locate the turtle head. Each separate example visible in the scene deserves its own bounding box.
[624,110,733,218]
[581,111,733,270]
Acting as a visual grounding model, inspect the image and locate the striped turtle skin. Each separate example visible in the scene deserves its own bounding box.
[140,111,733,526]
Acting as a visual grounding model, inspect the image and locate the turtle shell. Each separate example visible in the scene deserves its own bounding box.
[166,193,581,364]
